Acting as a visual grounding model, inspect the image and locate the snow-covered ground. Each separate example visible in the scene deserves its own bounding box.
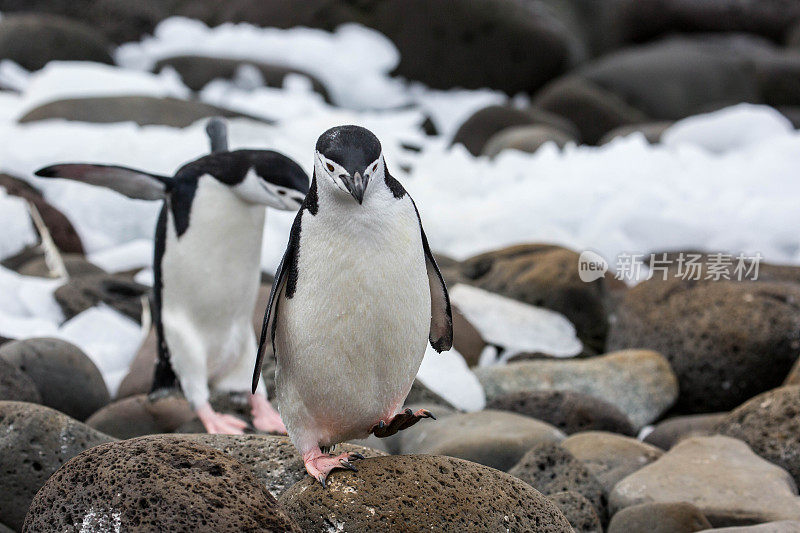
[0,17,798,400]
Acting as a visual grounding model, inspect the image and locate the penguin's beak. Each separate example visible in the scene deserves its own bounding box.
[345,171,368,204]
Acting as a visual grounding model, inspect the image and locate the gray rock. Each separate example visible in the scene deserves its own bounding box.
[280,454,573,532]
[608,502,712,533]
[610,436,800,527]
[548,491,602,533]
[0,14,112,71]
[509,443,607,524]
[0,358,40,403]
[487,390,636,436]
[645,413,728,450]
[168,434,385,499]
[534,75,649,145]
[399,409,565,471]
[599,121,672,144]
[716,385,800,487]
[0,338,109,421]
[607,278,800,413]
[0,401,114,530]
[155,55,330,100]
[561,431,663,494]
[54,272,149,322]
[23,435,301,532]
[475,349,678,428]
[482,124,576,157]
[19,96,268,127]
[451,105,578,155]
[698,522,800,532]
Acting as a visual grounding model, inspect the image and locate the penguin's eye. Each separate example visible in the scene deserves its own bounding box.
[277,190,286,196]
[372,164,377,172]
[326,163,334,172]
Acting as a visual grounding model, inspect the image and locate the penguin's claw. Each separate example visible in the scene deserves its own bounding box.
[371,408,437,438]
[304,451,363,487]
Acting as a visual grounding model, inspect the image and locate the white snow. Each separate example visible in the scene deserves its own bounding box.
[450,284,582,358]
[0,190,36,259]
[662,103,794,153]
[416,345,486,412]
[0,18,798,414]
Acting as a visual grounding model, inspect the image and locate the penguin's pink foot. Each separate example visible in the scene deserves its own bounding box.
[249,394,287,434]
[303,448,365,487]
[196,402,248,434]
[371,407,436,438]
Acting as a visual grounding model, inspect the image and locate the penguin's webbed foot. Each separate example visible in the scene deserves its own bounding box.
[196,402,248,435]
[304,449,364,488]
[371,408,436,438]
[249,394,287,434]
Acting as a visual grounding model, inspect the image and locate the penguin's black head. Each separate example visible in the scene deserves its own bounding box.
[315,125,383,205]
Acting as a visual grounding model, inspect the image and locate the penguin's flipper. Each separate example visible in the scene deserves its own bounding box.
[419,224,453,352]
[35,164,172,201]
[252,211,302,393]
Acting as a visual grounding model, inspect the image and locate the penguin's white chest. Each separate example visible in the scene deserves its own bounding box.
[161,176,264,374]
[275,196,430,446]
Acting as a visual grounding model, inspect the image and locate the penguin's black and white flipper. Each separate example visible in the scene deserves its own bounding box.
[418,224,453,353]
[252,212,301,394]
[35,164,172,201]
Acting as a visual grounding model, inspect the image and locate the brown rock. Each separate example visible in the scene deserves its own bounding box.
[487,390,635,435]
[548,491,602,533]
[509,443,607,524]
[607,278,800,413]
[55,272,149,322]
[23,435,301,532]
[608,502,712,533]
[16,253,104,278]
[716,385,800,487]
[85,392,196,438]
[561,431,663,495]
[399,409,565,471]
[483,124,577,157]
[0,358,40,403]
[644,413,728,450]
[451,305,485,367]
[116,326,157,399]
[280,454,572,532]
[458,243,609,351]
[0,401,114,530]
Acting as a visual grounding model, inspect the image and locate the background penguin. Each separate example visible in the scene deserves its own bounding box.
[253,124,452,485]
[36,118,309,434]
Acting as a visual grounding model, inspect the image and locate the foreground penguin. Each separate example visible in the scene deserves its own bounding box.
[36,119,309,434]
[253,125,452,485]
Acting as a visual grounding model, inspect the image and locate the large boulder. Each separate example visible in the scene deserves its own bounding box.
[280,454,573,532]
[608,502,712,533]
[54,272,149,322]
[0,358,40,403]
[168,434,385,498]
[561,431,664,494]
[18,96,268,127]
[458,244,609,351]
[155,55,330,99]
[399,409,565,471]
[474,350,679,428]
[0,173,84,254]
[23,435,301,532]
[486,390,635,435]
[509,443,607,524]
[607,278,800,413]
[610,436,800,527]
[0,338,109,421]
[716,385,800,487]
[0,14,112,71]
[0,401,114,531]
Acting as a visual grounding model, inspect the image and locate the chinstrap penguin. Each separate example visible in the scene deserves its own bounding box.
[36,118,309,435]
[253,124,453,485]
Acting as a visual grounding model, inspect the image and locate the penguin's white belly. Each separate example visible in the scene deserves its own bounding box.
[161,176,264,380]
[276,205,430,447]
